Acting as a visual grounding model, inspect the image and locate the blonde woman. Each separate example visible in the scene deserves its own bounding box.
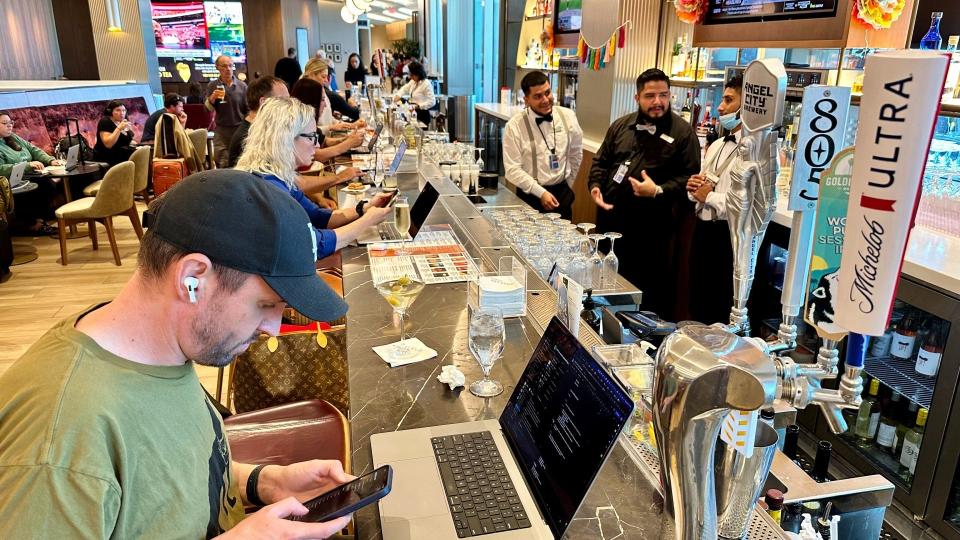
[234,97,391,257]
[302,58,364,131]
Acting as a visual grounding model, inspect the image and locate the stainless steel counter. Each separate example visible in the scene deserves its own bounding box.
[342,164,786,539]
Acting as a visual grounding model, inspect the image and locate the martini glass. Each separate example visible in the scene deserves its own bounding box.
[376,272,426,362]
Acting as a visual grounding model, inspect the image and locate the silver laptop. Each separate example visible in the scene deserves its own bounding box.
[351,124,383,154]
[356,177,440,245]
[371,317,634,539]
[65,144,80,170]
[8,162,27,189]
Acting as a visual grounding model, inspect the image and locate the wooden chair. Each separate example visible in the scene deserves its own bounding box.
[55,161,136,266]
[84,146,151,231]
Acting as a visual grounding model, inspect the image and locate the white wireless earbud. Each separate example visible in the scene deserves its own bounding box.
[183,276,199,304]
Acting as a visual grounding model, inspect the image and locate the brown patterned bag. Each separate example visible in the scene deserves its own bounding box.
[230,324,350,417]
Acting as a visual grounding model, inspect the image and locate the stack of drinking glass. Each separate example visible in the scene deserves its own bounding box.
[483,208,622,291]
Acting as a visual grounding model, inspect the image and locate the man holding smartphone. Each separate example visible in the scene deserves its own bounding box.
[0,171,353,539]
[685,75,743,324]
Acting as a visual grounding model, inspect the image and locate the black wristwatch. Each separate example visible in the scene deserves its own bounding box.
[355,199,367,217]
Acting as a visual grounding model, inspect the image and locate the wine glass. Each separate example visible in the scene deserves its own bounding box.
[375,271,426,361]
[602,232,622,287]
[394,195,411,254]
[468,306,506,397]
[587,233,604,289]
[475,147,485,172]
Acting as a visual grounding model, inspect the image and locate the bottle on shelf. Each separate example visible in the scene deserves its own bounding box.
[920,12,944,50]
[671,35,686,77]
[894,395,919,457]
[705,116,719,146]
[765,489,784,523]
[945,36,960,96]
[811,440,832,483]
[891,309,919,360]
[899,407,928,482]
[681,91,692,123]
[876,386,903,454]
[854,377,881,447]
[915,319,944,378]
[869,324,894,357]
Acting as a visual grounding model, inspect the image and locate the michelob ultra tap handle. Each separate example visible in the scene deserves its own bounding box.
[835,51,949,336]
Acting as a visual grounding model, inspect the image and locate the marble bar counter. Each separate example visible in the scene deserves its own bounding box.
[342,163,785,539]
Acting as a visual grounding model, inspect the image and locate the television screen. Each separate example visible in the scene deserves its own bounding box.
[556,0,582,33]
[152,1,209,58]
[151,1,246,82]
[704,0,838,24]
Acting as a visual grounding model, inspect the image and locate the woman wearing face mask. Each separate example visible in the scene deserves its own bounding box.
[685,75,743,325]
[94,100,136,166]
[234,97,391,258]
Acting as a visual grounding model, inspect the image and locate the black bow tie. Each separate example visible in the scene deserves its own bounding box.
[535,113,553,125]
[724,134,737,142]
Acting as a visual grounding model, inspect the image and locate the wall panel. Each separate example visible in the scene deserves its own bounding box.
[0,0,63,80]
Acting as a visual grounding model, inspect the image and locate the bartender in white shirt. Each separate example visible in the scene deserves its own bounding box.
[394,61,436,126]
[502,71,584,220]
[686,75,743,324]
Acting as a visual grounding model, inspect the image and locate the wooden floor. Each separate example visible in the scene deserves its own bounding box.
[0,202,225,399]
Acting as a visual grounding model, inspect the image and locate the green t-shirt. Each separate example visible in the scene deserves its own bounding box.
[0,306,245,538]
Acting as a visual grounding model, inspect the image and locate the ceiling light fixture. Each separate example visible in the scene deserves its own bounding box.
[105,0,123,32]
[365,12,394,22]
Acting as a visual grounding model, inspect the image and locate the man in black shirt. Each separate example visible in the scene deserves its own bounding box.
[227,76,288,168]
[588,69,700,319]
[274,47,302,90]
[141,93,187,144]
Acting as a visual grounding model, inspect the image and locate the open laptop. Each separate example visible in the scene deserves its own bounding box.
[356,178,440,245]
[64,144,80,170]
[371,317,634,539]
[351,124,383,155]
[8,162,27,189]
[386,138,407,176]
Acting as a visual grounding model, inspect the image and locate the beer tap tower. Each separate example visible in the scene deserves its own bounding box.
[652,51,949,540]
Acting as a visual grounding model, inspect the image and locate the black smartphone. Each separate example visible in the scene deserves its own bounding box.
[383,189,400,206]
[290,465,393,523]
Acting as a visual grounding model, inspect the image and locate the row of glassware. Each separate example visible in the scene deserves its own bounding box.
[483,207,622,291]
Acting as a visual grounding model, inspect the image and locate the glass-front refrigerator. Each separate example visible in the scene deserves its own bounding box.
[813,276,960,519]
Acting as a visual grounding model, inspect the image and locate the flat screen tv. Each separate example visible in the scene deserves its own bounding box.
[704,0,839,24]
[150,0,246,83]
[552,0,582,48]
[152,1,209,58]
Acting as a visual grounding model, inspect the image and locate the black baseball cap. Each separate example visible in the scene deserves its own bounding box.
[163,93,184,108]
[143,169,348,322]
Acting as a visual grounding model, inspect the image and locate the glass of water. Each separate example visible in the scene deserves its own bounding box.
[468,306,505,397]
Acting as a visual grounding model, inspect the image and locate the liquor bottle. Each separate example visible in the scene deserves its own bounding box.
[876,386,902,454]
[855,377,881,446]
[899,407,928,482]
[781,502,804,533]
[891,309,918,360]
[894,395,919,457]
[915,319,944,378]
[869,324,893,357]
[811,440,832,482]
[765,489,784,523]
[681,92,692,123]
[705,117,719,146]
[920,12,944,50]
[783,424,800,462]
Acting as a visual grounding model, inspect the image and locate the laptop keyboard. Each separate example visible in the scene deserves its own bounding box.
[431,432,532,537]
[378,223,402,241]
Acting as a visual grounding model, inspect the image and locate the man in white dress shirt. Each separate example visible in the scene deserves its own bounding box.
[502,71,584,220]
[686,75,742,324]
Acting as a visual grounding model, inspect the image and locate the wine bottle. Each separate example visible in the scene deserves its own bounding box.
[811,441,832,482]
[681,92,692,123]
[916,319,944,378]
[781,502,804,533]
[896,395,919,456]
[876,386,902,454]
[891,309,918,360]
[854,377,881,446]
[899,407,927,482]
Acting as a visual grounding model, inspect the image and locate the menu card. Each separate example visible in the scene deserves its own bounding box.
[367,228,479,285]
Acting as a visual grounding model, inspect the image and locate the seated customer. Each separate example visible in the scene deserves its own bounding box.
[94,100,136,166]
[0,111,61,235]
[227,75,289,168]
[301,59,363,131]
[234,97,391,258]
[290,79,366,164]
[0,170,354,538]
[142,93,187,144]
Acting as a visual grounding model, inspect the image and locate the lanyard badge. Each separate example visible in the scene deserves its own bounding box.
[613,161,630,184]
[548,153,560,171]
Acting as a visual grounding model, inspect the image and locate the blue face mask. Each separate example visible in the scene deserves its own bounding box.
[719,111,741,131]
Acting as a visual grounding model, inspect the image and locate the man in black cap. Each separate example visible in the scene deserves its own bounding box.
[0,170,352,538]
[588,68,700,319]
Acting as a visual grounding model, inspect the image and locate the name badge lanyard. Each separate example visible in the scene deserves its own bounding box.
[536,121,561,172]
[522,114,566,181]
